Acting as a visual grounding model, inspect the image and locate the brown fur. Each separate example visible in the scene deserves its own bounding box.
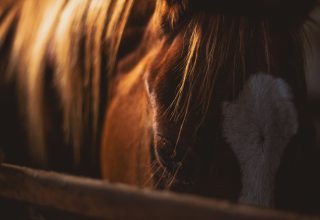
[0,0,319,213]
[0,0,138,166]
[101,0,320,213]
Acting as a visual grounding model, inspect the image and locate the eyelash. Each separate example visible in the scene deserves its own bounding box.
[154,134,177,168]
[156,134,173,148]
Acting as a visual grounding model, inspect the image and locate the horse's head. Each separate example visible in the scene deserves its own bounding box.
[144,0,318,209]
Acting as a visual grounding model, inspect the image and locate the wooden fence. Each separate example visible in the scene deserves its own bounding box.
[0,163,318,220]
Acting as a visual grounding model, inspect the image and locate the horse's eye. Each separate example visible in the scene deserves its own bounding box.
[154,134,182,171]
[157,134,173,149]
[155,135,174,161]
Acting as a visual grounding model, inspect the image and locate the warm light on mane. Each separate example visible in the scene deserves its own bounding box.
[0,0,135,166]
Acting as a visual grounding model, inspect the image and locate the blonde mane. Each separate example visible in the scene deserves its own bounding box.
[0,0,135,166]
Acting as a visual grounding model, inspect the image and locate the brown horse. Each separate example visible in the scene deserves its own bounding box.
[0,0,320,215]
[101,0,320,213]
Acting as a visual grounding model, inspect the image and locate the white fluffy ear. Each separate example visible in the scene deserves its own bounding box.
[222,73,298,207]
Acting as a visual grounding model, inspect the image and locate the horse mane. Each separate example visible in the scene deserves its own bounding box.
[149,0,316,129]
[0,0,136,166]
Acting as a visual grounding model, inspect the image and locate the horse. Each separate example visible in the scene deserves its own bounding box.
[101,0,320,213]
[0,0,320,215]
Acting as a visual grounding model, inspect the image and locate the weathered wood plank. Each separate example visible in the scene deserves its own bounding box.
[0,163,318,220]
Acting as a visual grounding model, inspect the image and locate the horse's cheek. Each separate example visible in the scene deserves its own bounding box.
[100,97,134,183]
[100,78,153,187]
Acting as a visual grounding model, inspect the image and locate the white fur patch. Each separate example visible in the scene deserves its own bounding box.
[223,73,298,207]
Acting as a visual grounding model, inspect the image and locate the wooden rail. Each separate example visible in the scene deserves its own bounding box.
[0,163,318,220]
